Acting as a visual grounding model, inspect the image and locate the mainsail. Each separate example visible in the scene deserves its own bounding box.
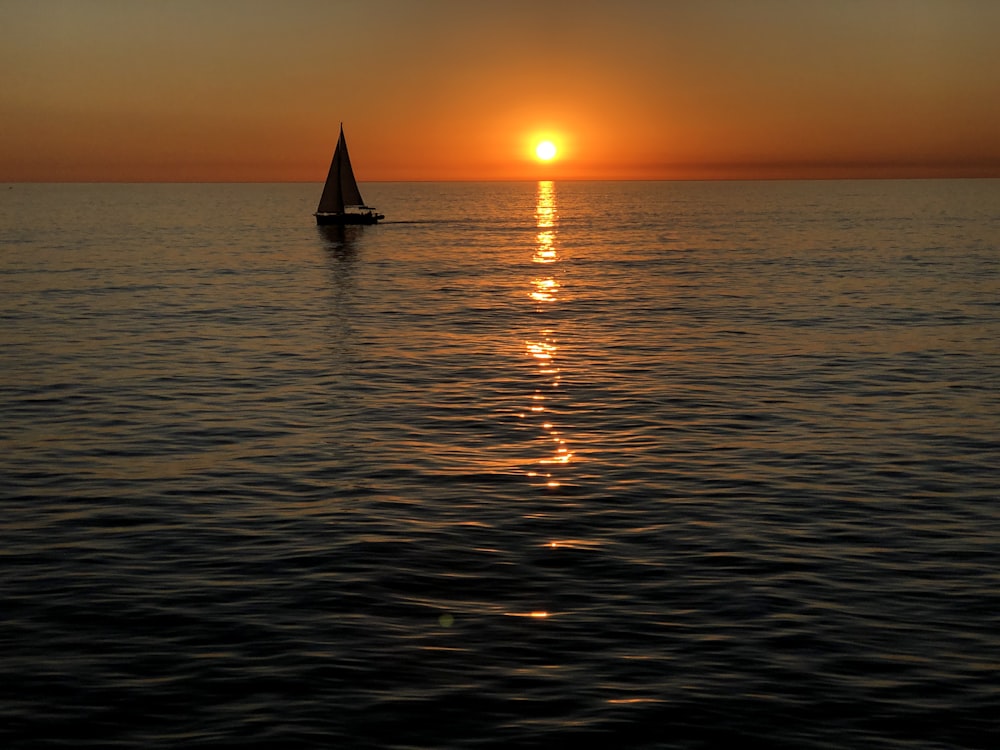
[316,124,366,214]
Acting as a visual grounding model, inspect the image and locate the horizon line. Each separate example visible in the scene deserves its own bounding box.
[5,175,1000,185]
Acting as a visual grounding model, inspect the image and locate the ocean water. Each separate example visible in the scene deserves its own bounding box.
[1,179,998,749]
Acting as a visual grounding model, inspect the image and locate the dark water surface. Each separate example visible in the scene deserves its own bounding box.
[2,180,998,748]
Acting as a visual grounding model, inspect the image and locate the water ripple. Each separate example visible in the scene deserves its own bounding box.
[1,181,998,748]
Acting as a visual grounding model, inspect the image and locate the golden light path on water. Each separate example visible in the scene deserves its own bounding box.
[509,180,587,621]
[523,180,572,498]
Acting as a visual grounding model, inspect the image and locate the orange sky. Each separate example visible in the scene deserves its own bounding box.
[2,0,998,182]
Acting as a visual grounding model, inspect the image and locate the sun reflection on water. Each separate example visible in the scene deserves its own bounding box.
[524,181,574,485]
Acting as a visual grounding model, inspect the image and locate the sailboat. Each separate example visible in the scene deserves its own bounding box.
[315,124,384,225]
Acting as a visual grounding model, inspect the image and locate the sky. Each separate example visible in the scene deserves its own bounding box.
[2,0,999,182]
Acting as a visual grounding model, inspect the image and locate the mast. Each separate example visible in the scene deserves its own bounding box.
[317,124,365,214]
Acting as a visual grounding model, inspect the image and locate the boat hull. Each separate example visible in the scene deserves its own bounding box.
[315,212,383,226]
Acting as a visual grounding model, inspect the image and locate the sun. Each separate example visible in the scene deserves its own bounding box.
[535,141,558,161]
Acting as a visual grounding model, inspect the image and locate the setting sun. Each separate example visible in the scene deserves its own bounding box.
[535,141,557,161]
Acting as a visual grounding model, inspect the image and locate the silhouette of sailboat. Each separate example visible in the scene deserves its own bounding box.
[315,124,384,225]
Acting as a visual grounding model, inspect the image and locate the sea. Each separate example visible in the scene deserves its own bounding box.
[1,180,998,749]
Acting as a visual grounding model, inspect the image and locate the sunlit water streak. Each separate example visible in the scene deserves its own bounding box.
[1,180,998,749]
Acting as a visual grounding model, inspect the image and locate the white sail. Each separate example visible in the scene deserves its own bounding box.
[317,124,365,214]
